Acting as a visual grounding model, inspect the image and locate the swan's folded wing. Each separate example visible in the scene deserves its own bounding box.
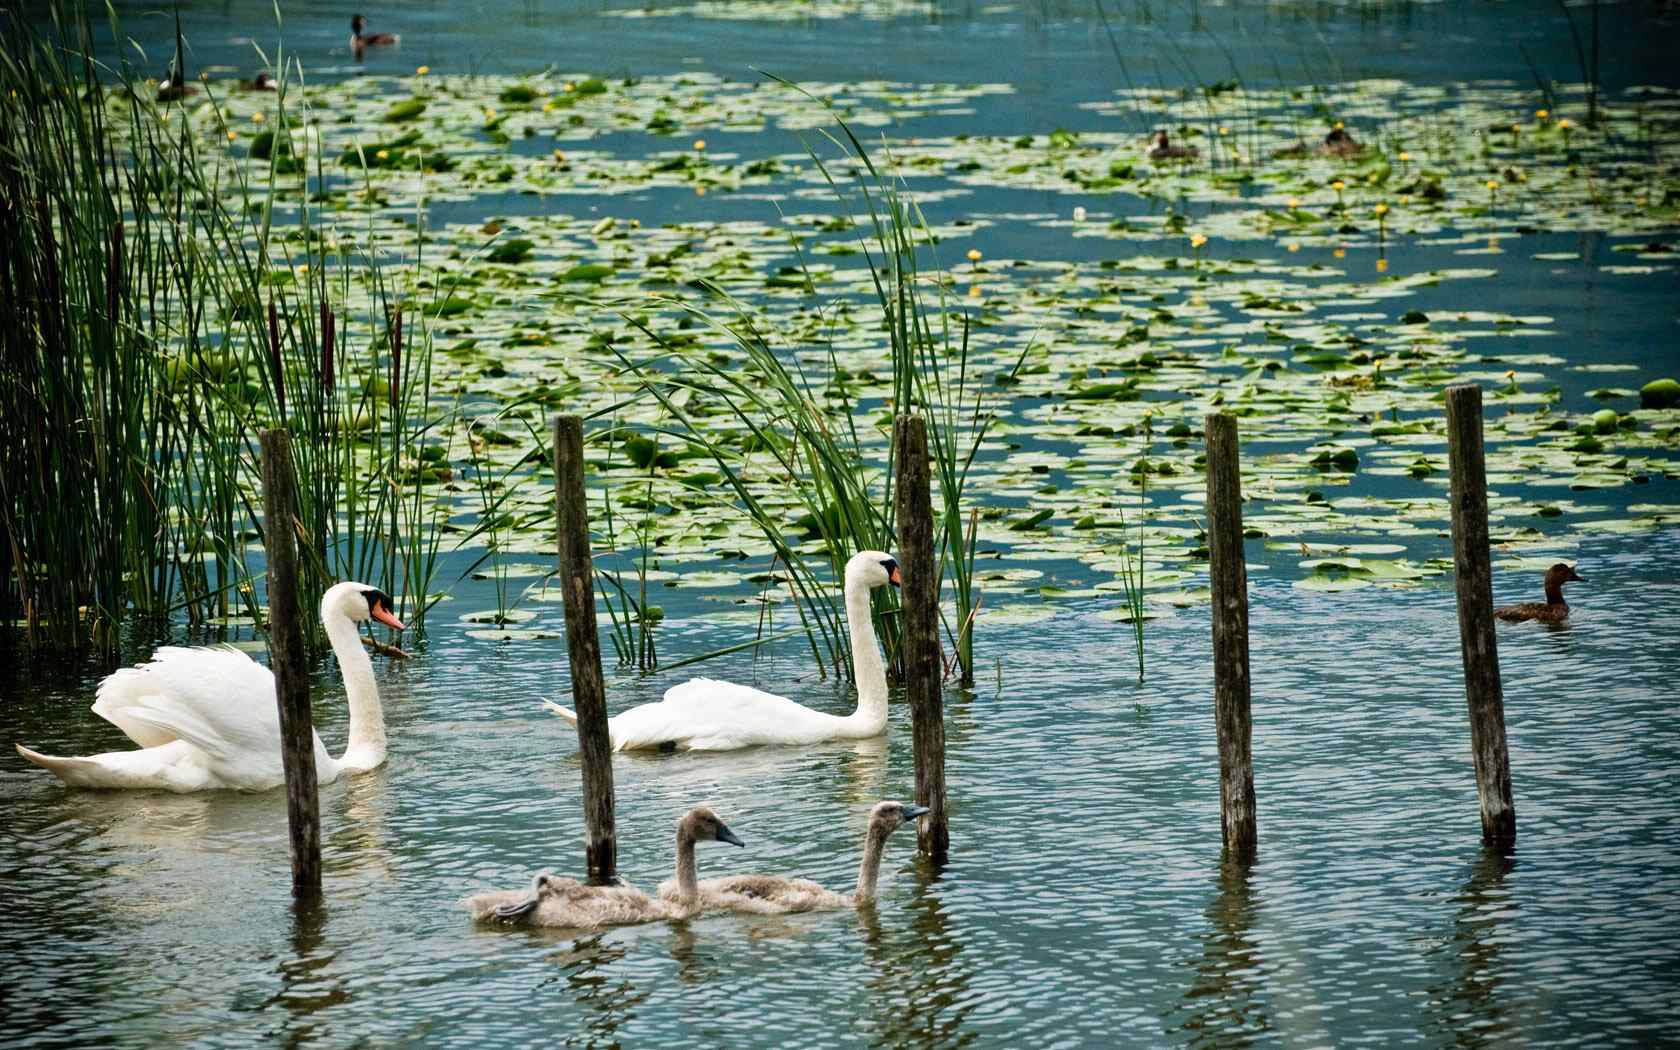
[608,677,828,750]
[93,647,280,764]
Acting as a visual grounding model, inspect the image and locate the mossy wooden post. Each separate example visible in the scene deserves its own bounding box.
[1444,384,1516,853]
[1204,413,1257,864]
[553,415,617,884]
[260,429,321,902]
[894,415,949,861]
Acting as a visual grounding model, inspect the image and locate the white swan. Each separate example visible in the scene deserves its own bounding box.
[545,550,901,751]
[14,581,404,792]
[659,799,927,914]
[466,807,745,927]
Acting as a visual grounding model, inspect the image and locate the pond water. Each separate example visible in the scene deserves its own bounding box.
[6,1,1680,1047]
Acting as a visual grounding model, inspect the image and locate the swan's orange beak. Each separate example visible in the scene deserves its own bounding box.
[371,602,405,631]
[889,565,902,588]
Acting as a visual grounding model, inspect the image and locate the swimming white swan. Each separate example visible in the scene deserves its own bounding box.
[545,550,901,751]
[14,581,404,792]
[659,800,927,915]
[466,807,745,927]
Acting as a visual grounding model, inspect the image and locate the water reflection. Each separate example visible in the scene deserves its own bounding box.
[325,767,395,880]
[537,934,645,1050]
[1173,858,1272,1048]
[1425,850,1524,1048]
[666,920,714,986]
[859,864,975,1050]
[269,901,346,1050]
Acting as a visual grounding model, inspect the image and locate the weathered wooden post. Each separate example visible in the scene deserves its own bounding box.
[1203,413,1257,864]
[553,415,617,883]
[1444,384,1516,852]
[260,429,322,901]
[894,415,949,861]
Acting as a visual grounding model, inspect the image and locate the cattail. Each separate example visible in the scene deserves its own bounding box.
[320,302,335,396]
[267,298,285,417]
[105,222,124,330]
[389,308,402,410]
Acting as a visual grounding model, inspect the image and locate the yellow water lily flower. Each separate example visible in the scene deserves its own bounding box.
[693,138,706,151]
[1189,233,1208,249]
[416,65,430,75]
[1373,202,1390,217]
[966,248,983,262]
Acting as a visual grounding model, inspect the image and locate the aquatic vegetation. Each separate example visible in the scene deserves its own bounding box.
[0,9,451,649]
[4,2,1677,668]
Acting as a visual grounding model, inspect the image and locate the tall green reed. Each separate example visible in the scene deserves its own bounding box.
[0,5,448,651]
[610,89,1014,686]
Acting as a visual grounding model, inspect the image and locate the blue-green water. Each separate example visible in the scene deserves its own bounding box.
[5,2,1680,1046]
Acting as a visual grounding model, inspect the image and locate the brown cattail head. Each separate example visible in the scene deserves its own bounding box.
[390,308,402,410]
[320,302,335,396]
[267,298,285,417]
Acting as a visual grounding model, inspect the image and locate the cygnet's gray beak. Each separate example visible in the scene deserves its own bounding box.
[901,804,931,822]
[716,823,746,848]
[494,895,539,920]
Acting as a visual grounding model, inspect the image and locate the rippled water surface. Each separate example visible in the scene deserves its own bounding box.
[6,527,1678,1048]
[6,1,1680,1047]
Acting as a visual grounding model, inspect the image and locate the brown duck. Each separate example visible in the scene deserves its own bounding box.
[1493,563,1585,623]
[1146,130,1199,161]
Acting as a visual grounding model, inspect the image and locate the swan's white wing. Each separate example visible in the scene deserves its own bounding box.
[609,677,841,751]
[92,647,282,771]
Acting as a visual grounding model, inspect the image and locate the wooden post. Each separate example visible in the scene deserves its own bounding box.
[553,415,616,883]
[1203,413,1257,863]
[894,415,949,861]
[1444,384,1516,852]
[260,429,322,901]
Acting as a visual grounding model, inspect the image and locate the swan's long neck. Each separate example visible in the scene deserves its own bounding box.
[842,575,888,736]
[323,610,385,771]
[673,826,699,901]
[854,819,892,904]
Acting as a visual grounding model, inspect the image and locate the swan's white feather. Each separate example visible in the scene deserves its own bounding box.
[562,678,844,751]
[92,646,277,755]
[16,582,391,792]
[543,552,896,752]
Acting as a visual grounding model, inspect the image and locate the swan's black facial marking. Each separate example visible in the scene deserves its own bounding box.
[362,588,395,617]
[880,558,901,589]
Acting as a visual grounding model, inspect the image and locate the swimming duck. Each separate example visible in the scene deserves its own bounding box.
[1319,126,1363,157]
[242,71,278,92]
[1493,563,1585,623]
[350,15,399,57]
[1272,126,1364,160]
[1146,130,1199,162]
[156,69,198,103]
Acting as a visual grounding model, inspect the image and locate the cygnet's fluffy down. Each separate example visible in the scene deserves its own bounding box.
[465,806,744,929]
[464,873,672,928]
[660,800,927,915]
